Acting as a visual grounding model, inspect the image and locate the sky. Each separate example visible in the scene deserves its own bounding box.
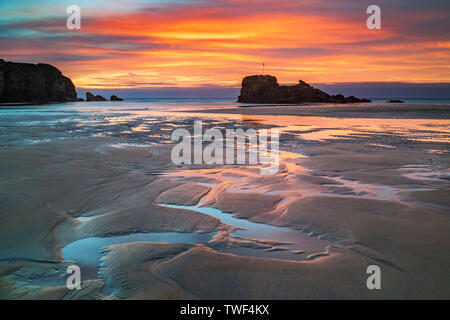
[1,0,449,97]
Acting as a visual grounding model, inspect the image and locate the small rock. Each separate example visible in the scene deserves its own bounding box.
[110,95,123,101]
[86,92,107,101]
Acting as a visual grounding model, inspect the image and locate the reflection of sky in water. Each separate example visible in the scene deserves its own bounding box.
[162,148,403,202]
[1,101,449,151]
[63,231,213,269]
[63,203,329,281]
[240,115,450,143]
[398,165,450,182]
[3,101,443,205]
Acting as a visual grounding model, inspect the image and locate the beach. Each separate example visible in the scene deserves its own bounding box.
[0,100,449,299]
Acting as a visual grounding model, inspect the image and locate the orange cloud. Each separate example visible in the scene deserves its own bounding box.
[2,1,449,88]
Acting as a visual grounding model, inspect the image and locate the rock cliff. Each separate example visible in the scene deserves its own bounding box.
[0,59,78,103]
[238,75,371,104]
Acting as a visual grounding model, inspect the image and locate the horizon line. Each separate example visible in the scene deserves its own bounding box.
[77,81,450,90]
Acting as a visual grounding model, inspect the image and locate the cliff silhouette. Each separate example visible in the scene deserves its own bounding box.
[238,75,371,104]
[0,59,77,104]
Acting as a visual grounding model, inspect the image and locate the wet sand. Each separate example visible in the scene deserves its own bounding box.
[183,102,450,119]
[0,102,449,299]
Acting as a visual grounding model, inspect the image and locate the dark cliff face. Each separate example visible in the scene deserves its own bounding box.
[0,59,78,103]
[238,75,370,104]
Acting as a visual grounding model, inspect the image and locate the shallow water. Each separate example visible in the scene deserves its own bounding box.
[62,202,330,281]
[1,100,449,152]
[163,203,330,256]
[62,230,214,280]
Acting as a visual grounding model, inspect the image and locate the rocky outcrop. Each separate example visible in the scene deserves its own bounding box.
[0,69,5,99]
[388,99,404,103]
[110,95,123,101]
[86,92,107,101]
[0,59,78,103]
[85,92,122,101]
[238,75,371,104]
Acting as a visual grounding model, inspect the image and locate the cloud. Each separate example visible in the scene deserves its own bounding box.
[0,0,449,88]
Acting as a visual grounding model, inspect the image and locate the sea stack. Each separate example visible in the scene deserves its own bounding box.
[237,75,371,104]
[110,95,123,101]
[0,59,78,104]
[86,92,107,101]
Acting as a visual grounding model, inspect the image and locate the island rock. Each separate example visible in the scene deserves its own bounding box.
[237,75,371,104]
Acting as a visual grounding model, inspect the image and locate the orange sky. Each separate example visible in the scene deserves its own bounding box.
[1,0,449,89]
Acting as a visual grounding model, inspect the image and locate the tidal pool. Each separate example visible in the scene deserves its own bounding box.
[62,203,330,281]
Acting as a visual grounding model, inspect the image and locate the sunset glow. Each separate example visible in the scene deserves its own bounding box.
[1,0,449,89]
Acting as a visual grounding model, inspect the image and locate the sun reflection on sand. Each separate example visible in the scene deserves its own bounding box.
[238,114,450,143]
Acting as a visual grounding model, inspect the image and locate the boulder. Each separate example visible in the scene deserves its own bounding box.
[237,75,371,104]
[388,99,404,103]
[0,59,78,103]
[86,92,107,101]
[86,92,95,101]
[344,95,371,103]
[110,95,123,101]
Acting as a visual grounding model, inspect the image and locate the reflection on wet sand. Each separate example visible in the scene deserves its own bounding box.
[238,114,450,143]
[0,101,449,299]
